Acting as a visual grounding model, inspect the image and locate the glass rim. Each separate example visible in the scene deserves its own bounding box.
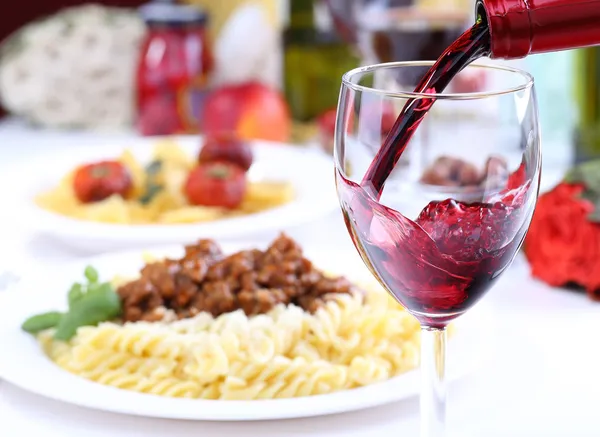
[341,61,535,100]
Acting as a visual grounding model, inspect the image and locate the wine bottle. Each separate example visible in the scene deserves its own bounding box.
[574,46,600,164]
[478,0,600,59]
[283,0,358,122]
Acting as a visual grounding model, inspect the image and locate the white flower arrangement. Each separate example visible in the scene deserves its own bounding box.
[0,4,146,130]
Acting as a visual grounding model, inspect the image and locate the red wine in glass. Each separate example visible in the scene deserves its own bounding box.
[337,172,533,327]
[337,17,536,327]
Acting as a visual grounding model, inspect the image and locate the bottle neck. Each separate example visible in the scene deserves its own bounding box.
[286,0,344,46]
[289,0,316,29]
[479,0,600,59]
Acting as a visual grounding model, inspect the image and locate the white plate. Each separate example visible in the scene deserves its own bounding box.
[0,241,492,421]
[10,136,337,252]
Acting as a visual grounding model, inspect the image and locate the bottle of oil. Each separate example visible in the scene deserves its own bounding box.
[283,0,359,123]
[574,46,600,164]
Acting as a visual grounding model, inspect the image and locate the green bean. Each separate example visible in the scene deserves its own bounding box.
[21,311,63,334]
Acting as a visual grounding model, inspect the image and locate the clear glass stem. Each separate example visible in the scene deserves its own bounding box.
[420,326,447,437]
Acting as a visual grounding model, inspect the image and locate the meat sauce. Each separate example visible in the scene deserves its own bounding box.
[118,234,356,322]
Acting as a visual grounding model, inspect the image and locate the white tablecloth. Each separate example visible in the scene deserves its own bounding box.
[1,118,599,437]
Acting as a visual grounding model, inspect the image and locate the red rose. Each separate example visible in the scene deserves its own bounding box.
[524,182,600,300]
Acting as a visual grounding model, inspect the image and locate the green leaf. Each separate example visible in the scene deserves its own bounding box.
[54,283,121,341]
[22,311,63,334]
[67,282,84,308]
[574,186,600,224]
[84,266,99,283]
[138,160,164,205]
[580,189,596,203]
[588,195,600,223]
[146,160,163,176]
[86,282,114,295]
[565,160,600,193]
[139,183,163,205]
[589,209,600,223]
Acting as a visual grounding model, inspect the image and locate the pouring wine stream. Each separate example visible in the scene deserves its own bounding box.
[361,18,490,199]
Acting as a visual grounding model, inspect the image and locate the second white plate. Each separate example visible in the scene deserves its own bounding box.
[10,136,338,252]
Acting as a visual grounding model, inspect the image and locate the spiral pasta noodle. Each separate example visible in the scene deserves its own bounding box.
[38,283,422,400]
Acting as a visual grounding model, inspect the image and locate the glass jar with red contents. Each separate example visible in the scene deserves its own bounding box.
[136,1,213,136]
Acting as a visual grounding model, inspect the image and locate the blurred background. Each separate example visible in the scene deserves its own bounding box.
[0,0,588,167]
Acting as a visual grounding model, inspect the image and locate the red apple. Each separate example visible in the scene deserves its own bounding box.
[317,108,356,154]
[199,132,254,171]
[451,70,487,93]
[358,101,397,151]
[317,109,337,154]
[380,103,397,137]
[201,82,291,143]
[137,96,181,136]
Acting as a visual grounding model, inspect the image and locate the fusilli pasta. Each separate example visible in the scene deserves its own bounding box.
[39,283,422,400]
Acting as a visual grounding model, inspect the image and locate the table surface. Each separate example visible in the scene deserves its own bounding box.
[1,118,599,437]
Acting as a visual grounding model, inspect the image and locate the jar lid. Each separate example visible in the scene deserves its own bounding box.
[139,1,208,25]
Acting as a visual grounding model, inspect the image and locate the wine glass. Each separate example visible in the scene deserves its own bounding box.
[326,0,472,65]
[333,61,540,436]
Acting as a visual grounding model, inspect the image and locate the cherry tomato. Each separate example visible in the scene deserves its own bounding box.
[198,132,253,171]
[72,161,132,203]
[184,162,247,209]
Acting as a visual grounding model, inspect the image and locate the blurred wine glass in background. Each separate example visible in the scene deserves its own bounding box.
[326,0,469,62]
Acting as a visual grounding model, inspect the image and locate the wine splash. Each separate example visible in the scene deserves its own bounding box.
[337,170,532,327]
